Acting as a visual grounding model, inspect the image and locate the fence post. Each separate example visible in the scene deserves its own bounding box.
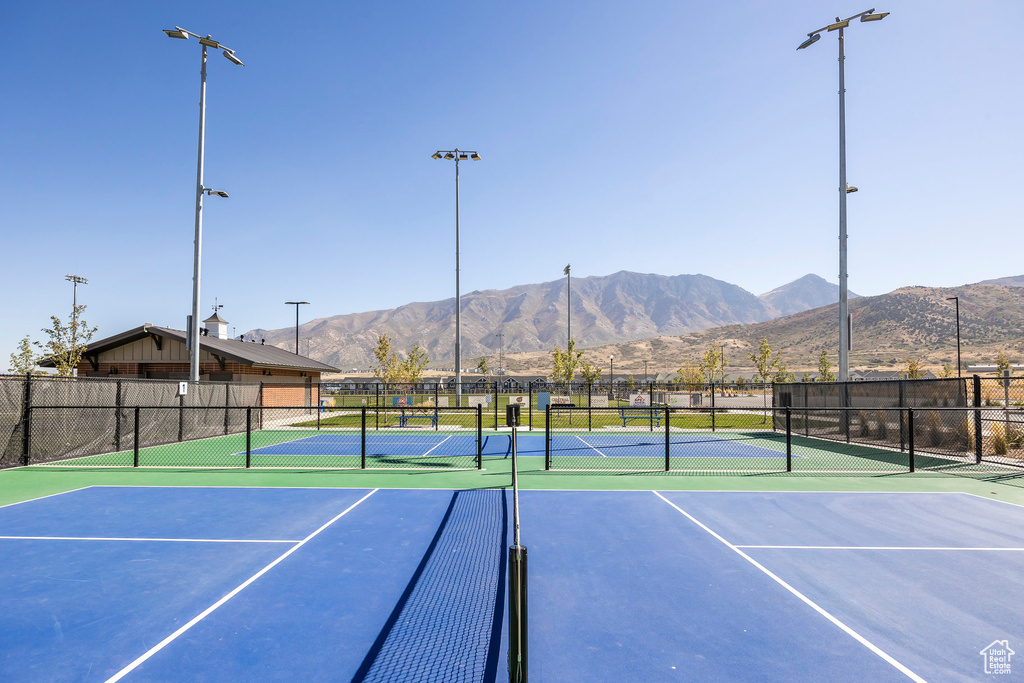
[224,383,231,435]
[544,405,551,470]
[134,406,141,467]
[317,401,321,431]
[245,407,252,469]
[908,408,915,472]
[494,381,499,431]
[115,379,123,451]
[477,404,483,469]
[649,382,654,432]
[361,407,367,469]
[178,392,185,442]
[664,406,670,472]
[588,382,592,431]
[20,373,32,467]
[804,383,809,437]
[528,381,533,432]
[786,407,792,472]
[973,374,983,463]
[898,380,906,452]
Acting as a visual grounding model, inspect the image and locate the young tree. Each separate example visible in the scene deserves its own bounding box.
[8,336,38,374]
[748,339,777,384]
[904,357,926,379]
[736,375,746,390]
[773,360,793,384]
[676,359,703,392]
[748,338,777,421]
[371,334,402,411]
[401,344,430,384]
[997,351,1012,376]
[476,357,489,375]
[36,305,97,377]
[579,357,602,385]
[699,343,723,385]
[550,339,584,386]
[817,350,836,382]
[939,364,955,378]
[801,371,812,383]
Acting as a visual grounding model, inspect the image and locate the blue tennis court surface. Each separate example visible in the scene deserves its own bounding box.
[2,487,1022,681]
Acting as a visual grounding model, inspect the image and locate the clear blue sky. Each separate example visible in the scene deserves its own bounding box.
[3,1,1023,366]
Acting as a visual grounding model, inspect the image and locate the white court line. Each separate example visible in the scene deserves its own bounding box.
[574,435,609,457]
[420,435,454,457]
[0,536,299,543]
[0,486,95,510]
[736,545,1024,551]
[103,488,379,683]
[652,490,926,683]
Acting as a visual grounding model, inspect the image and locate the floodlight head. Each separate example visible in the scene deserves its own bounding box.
[163,28,189,39]
[432,152,443,159]
[861,12,889,22]
[797,33,821,50]
[444,152,455,160]
[459,154,469,160]
[203,188,229,198]
[223,50,244,66]
[827,20,850,31]
[470,153,481,161]
[846,185,858,193]
[198,36,221,48]
[946,296,958,301]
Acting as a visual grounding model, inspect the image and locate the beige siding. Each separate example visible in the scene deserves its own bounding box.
[98,337,219,363]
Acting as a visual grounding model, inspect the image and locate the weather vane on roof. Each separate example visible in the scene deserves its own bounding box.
[212,298,223,313]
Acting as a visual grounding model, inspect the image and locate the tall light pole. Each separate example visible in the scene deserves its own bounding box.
[720,343,727,395]
[285,302,310,355]
[609,354,614,398]
[432,149,481,405]
[564,264,572,347]
[65,274,88,314]
[496,332,505,383]
[798,8,888,382]
[947,296,961,377]
[164,26,243,383]
[643,359,648,384]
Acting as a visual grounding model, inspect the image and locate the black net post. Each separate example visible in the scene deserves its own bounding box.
[477,404,483,469]
[178,392,185,442]
[508,544,528,683]
[898,381,906,452]
[785,407,792,472]
[133,406,141,467]
[245,407,252,469]
[908,408,915,472]
[115,379,123,451]
[21,373,32,466]
[711,387,716,433]
[494,381,499,430]
[528,381,533,431]
[361,407,367,469]
[544,405,551,470]
[973,374,983,463]
[664,406,670,472]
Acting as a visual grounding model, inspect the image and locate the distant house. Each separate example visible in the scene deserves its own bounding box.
[41,319,339,407]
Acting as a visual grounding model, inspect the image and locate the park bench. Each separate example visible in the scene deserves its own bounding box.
[398,408,438,428]
[618,407,661,427]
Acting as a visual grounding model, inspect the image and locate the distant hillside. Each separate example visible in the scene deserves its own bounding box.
[979,275,1024,288]
[759,274,859,317]
[498,283,1024,375]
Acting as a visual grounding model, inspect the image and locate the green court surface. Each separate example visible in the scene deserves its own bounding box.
[5,452,1024,510]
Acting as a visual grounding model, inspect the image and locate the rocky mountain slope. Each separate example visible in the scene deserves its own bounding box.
[249,271,846,370]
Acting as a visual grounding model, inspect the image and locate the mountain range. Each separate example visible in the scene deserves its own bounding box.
[248,272,858,370]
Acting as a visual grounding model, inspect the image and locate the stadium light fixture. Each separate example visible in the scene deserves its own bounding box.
[797,8,888,382]
[946,296,961,377]
[432,148,482,404]
[165,26,244,383]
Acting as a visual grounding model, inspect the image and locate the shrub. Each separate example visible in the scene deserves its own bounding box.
[952,416,973,451]
[1007,421,1024,449]
[859,411,871,438]
[875,411,889,439]
[924,410,944,447]
[991,422,1008,455]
